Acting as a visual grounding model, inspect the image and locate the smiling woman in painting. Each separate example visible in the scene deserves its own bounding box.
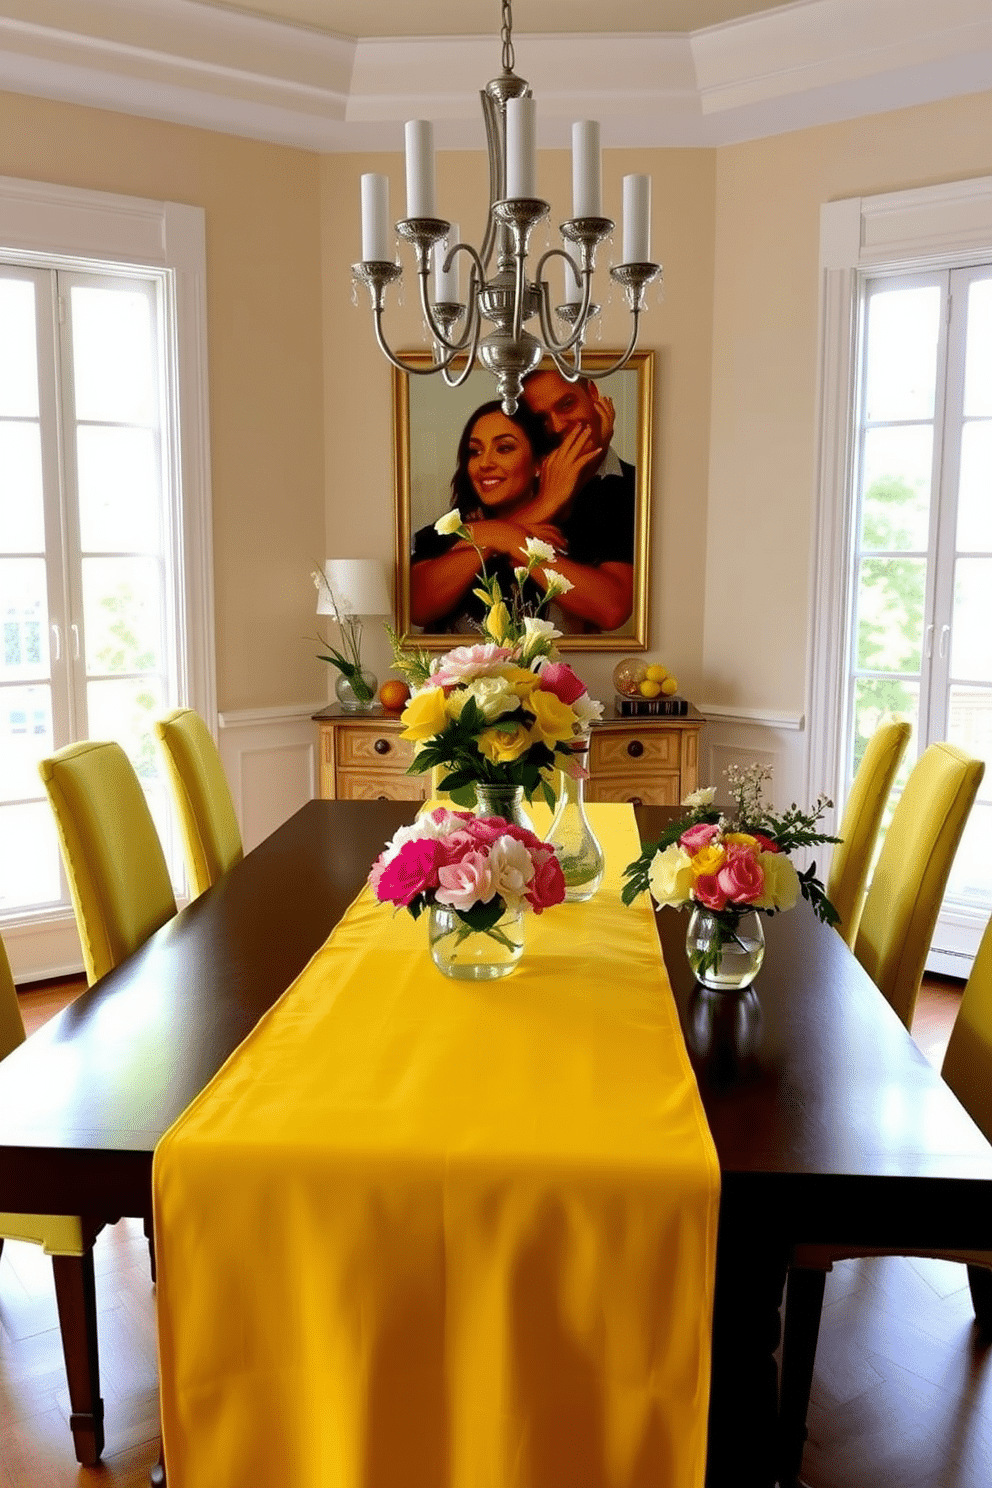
[409,393,636,635]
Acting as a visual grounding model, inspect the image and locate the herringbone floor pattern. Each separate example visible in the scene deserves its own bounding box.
[2,975,988,1487]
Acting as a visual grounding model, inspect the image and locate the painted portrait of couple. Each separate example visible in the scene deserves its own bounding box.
[394,351,653,650]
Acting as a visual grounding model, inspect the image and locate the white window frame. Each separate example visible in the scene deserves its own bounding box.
[806,174,992,975]
[0,176,215,979]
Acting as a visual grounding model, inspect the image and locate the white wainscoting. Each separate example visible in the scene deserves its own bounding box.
[217,703,325,852]
[697,704,807,807]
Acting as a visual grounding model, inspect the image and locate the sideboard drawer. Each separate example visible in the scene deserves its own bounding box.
[590,729,680,775]
[335,770,428,802]
[336,727,418,773]
[586,775,682,807]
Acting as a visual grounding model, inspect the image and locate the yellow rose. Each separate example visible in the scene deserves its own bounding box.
[501,665,542,697]
[690,844,726,879]
[753,851,800,911]
[477,722,532,763]
[648,844,694,908]
[724,832,758,849]
[399,687,450,741]
[527,690,576,747]
[486,602,511,642]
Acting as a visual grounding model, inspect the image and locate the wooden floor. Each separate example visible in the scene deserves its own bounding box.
[2,974,989,1487]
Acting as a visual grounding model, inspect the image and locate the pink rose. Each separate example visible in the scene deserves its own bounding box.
[694,873,728,911]
[431,644,515,687]
[469,816,544,852]
[715,845,765,905]
[680,821,721,855]
[526,846,566,913]
[375,838,446,907]
[538,661,587,706]
[435,849,497,913]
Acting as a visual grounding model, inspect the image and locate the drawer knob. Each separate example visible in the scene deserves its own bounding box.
[628,795,643,807]
[373,738,391,756]
[627,740,644,758]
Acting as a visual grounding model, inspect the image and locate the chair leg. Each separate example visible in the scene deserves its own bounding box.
[967,1263,992,1334]
[51,1250,106,1465]
[778,1266,828,1488]
[144,1209,157,1283]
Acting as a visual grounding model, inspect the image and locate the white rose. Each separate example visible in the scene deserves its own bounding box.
[571,692,604,730]
[648,844,694,908]
[753,851,800,912]
[487,835,535,910]
[682,786,717,810]
[435,510,464,536]
[524,536,556,562]
[520,615,562,663]
[448,675,519,722]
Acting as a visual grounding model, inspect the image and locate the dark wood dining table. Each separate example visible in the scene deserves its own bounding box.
[2,799,991,1487]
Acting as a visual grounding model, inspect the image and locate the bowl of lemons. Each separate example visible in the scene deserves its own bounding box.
[612,659,685,714]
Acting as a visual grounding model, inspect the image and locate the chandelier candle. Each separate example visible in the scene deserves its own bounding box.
[505,96,537,199]
[405,120,436,218]
[623,175,651,264]
[360,173,391,262]
[435,223,460,302]
[572,120,602,217]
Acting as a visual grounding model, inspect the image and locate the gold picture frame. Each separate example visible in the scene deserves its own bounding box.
[393,349,653,651]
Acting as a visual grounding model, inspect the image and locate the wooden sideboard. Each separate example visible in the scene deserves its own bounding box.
[313,703,703,805]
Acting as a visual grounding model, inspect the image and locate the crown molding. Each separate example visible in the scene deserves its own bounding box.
[0,0,988,151]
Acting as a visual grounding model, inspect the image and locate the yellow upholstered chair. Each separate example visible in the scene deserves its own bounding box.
[154,708,243,896]
[779,913,992,1487]
[39,740,177,986]
[0,934,107,1464]
[826,718,912,948]
[853,741,985,1029]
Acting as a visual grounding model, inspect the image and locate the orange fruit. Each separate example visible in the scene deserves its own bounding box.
[379,679,411,711]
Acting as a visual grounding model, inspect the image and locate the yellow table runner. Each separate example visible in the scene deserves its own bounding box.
[153,804,720,1488]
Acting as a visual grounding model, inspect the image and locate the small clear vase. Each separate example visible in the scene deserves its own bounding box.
[472,782,535,834]
[335,667,378,712]
[685,905,765,991]
[544,740,604,901]
[429,902,525,980]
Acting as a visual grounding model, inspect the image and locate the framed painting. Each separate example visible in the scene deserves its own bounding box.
[393,349,653,651]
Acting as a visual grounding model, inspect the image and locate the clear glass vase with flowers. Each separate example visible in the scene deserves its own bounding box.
[621,765,840,990]
[369,807,566,979]
[389,523,603,818]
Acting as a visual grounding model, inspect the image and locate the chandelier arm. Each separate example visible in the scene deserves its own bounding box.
[418,244,488,354]
[574,312,643,379]
[440,295,484,386]
[479,90,503,272]
[533,249,591,357]
[369,311,461,378]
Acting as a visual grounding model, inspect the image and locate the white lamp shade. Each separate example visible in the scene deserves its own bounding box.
[319,558,392,618]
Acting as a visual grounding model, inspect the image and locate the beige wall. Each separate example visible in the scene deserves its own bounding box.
[0,88,326,712]
[706,91,992,717]
[320,146,716,705]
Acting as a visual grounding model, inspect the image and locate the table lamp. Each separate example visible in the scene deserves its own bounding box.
[315,558,392,711]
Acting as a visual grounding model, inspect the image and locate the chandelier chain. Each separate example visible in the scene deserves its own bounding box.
[500,0,515,74]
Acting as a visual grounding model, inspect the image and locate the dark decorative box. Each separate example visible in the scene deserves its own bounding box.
[614,694,690,717]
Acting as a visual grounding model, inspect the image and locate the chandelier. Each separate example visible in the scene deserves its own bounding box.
[352,0,662,414]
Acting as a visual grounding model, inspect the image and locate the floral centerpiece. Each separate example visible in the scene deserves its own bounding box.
[369,806,566,979]
[621,765,839,989]
[390,524,603,812]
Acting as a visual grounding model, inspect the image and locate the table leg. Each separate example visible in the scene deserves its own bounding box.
[51,1250,105,1465]
[705,1202,790,1488]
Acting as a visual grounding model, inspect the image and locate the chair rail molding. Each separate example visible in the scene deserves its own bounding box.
[806,173,992,966]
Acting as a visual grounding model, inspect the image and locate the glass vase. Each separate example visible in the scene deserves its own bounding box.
[335,667,378,712]
[473,782,535,834]
[685,905,765,991]
[428,902,525,980]
[544,739,604,901]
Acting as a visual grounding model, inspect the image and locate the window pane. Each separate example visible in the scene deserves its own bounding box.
[0,684,53,799]
[951,559,992,683]
[944,679,991,908]
[0,558,50,681]
[853,681,918,792]
[86,675,165,783]
[964,278,992,418]
[76,426,161,553]
[0,801,62,911]
[0,278,39,418]
[0,422,45,552]
[946,802,992,908]
[71,285,155,425]
[82,558,162,676]
[864,285,940,423]
[855,558,926,673]
[860,426,933,551]
[956,421,992,552]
